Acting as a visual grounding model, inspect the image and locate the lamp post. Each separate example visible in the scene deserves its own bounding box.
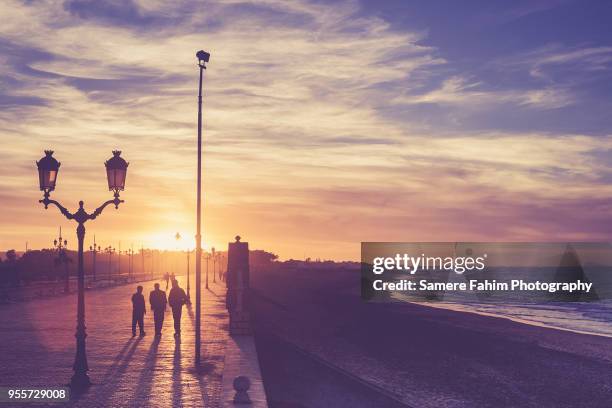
[195,49,210,367]
[186,248,192,304]
[217,252,222,282]
[105,246,115,282]
[118,242,122,277]
[175,232,181,276]
[219,252,227,286]
[205,252,209,289]
[211,247,216,283]
[128,245,134,282]
[141,243,145,278]
[89,237,100,282]
[53,226,70,293]
[36,149,129,391]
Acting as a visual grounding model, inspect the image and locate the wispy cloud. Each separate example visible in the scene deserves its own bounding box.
[0,0,610,259]
[393,75,573,110]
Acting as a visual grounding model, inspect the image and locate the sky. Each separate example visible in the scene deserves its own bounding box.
[0,0,611,260]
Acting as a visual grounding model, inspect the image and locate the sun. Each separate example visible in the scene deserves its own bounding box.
[147,232,194,251]
[144,232,220,252]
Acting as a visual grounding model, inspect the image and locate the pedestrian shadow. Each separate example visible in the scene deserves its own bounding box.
[187,305,194,321]
[194,357,220,406]
[100,337,142,383]
[103,338,135,376]
[132,336,161,404]
[206,287,222,298]
[172,337,183,406]
[90,337,143,406]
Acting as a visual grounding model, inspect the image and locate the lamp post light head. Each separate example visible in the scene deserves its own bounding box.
[196,50,210,68]
[105,151,129,194]
[37,150,61,192]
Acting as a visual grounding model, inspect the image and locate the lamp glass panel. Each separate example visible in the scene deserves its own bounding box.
[107,168,127,190]
[40,170,57,190]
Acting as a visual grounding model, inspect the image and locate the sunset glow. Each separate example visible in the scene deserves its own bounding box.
[1,1,611,260]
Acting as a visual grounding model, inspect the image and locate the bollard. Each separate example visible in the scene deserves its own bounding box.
[233,375,251,404]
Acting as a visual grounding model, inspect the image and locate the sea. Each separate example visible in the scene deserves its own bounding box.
[393,266,612,338]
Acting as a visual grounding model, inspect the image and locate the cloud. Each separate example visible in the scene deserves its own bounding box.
[0,0,610,259]
[393,75,573,110]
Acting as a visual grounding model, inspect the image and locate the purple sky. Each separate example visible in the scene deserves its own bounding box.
[0,0,611,260]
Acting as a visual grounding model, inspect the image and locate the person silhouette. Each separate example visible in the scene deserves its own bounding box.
[164,272,170,290]
[168,279,188,337]
[131,285,146,337]
[149,283,167,336]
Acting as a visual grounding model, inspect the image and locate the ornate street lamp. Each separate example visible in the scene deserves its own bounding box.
[140,244,145,279]
[118,245,122,277]
[105,246,115,282]
[212,247,216,283]
[128,245,134,282]
[37,150,60,193]
[89,236,100,282]
[195,49,210,366]
[175,232,181,275]
[186,248,191,303]
[205,252,210,289]
[105,151,128,196]
[52,227,70,293]
[36,150,129,392]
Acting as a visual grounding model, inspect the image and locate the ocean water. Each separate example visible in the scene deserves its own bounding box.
[405,298,612,338]
[393,266,612,338]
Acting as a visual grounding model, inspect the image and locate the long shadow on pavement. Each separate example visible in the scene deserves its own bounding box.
[132,336,161,404]
[172,337,183,406]
[76,337,143,406]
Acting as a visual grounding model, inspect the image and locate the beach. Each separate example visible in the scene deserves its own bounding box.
[251,263,612,408]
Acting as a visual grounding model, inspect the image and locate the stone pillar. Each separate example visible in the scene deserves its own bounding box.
[227,235,251,335]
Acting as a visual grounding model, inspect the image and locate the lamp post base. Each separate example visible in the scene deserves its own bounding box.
[70,372,91,392]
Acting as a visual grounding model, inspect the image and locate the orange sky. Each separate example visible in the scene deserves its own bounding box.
[1,1,611,261]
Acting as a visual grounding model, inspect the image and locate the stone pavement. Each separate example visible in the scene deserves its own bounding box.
[221,336,268,407]
[0,276,229,407]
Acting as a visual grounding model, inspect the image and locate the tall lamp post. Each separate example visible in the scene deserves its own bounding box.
[195,49,210,367]
[36,149,129,391]
[89,236,100,282]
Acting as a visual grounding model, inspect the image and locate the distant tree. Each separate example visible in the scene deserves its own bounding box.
[1,249,19,287]
[249,250,278,267]
[5,250,17,263]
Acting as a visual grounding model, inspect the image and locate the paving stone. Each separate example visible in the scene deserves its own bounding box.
[0,277,229,407]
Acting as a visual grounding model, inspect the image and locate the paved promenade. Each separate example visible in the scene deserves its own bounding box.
[0,277,229,407]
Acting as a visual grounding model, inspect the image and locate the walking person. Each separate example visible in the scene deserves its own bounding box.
[168,279,188,338]
[149,283,167,336]
[164,272,170,290]
[131,285,146,337]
